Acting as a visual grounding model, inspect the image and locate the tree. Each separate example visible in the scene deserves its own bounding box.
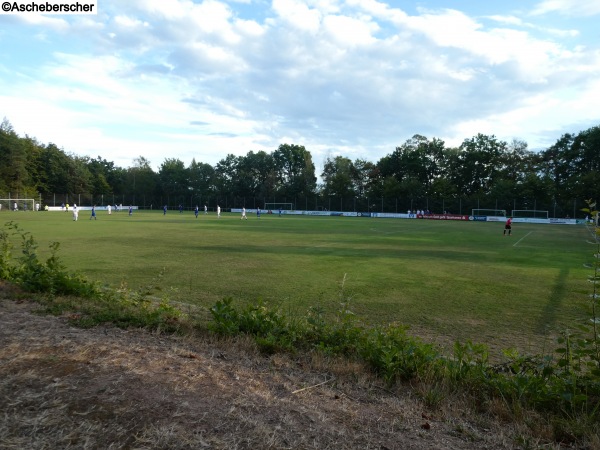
[539,133,574,199]
[127,157,159,206]
[0,118,30,194]
[273,144,317,198]
[69,156,93,194]
[86,156,115,197]
[36,143,72,195]
[566,126,600,201]
[455,134,508,196]
[401,134,446,193]
[22,135,46,196]
[376,135,446,193]
[353,159,376,198]
[214,154,239,199]
[500,139,530,183]
[321,156,356,198]
[236,150,277,199]
[188,159,215,200]
[159,158,188,199]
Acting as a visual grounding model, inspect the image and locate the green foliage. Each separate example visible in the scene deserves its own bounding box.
[91,274,183,332]
[443,340,491,389]
[358,324,439,384]
[306,278,365,355]
[0,221,101,298]
[0,222,183,333]
[205,285,600,447]
[209,298,298,353]
[0,226,15,280]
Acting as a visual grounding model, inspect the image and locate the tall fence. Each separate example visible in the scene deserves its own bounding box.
[0,192,583,219]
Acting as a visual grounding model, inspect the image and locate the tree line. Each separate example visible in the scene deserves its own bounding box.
[1,117,599,216]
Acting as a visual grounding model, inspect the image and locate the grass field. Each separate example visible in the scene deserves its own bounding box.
[3,209,595,356]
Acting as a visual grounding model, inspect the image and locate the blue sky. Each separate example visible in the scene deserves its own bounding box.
[1,0,599,171]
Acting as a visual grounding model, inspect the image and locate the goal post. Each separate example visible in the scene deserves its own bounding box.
[264,202,293,211]
[471,208,506,217]
[0,198,36,212]
[511,210,549,219]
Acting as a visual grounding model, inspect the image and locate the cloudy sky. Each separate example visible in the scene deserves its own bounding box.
[1,0,599,171]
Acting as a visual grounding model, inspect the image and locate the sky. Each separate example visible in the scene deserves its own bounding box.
[1,0,599,172]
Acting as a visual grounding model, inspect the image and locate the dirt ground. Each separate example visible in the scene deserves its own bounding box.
[0,290,569,449]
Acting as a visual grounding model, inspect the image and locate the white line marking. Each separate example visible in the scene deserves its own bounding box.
[513,231,533,247]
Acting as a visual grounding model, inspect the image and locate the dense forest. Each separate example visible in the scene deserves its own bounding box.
[1,118,599,217]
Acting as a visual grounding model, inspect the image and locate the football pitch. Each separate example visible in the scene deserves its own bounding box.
[3,210,594,355]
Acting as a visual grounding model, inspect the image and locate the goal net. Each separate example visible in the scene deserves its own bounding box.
[0,198,36,212]
[471,209,506,217]
[264,203,293,211]
[511,210,549,219]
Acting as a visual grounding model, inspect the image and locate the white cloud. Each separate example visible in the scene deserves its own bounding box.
[531,0,600,17]
[131,0,189,20]
[113,15,149,28]
[485,14,579,38]
[234,18,265,37]
[5,13,70,31]
[0,0,598,170]
[272,0,322,33]
[323,14,377,47]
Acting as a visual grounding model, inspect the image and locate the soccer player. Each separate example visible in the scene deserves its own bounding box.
[72,204,78,221]
[503,217,512,236]
[163,205,167,215]
[217,205,221,218]
[90,205,97,220]
[241,207,247,220]
[195,205,199,218]
[204,205,208,215]
[256,207,261,219]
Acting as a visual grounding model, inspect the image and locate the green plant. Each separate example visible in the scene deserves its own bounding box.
[449,340,490,381]
[209,297,241,335]
[0,221,102,298]
[358,324,439,384]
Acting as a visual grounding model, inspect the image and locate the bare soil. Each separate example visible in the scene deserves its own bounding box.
[0,286,572,449]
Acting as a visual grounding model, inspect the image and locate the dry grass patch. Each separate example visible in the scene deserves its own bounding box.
[0,296,584,449]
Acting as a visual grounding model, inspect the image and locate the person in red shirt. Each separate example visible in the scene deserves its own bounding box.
[503,217,512,236]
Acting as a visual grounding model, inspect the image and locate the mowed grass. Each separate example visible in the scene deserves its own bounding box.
[4,209,594,355]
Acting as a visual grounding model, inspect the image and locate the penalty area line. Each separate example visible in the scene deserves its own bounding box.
[513,231,533,247]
